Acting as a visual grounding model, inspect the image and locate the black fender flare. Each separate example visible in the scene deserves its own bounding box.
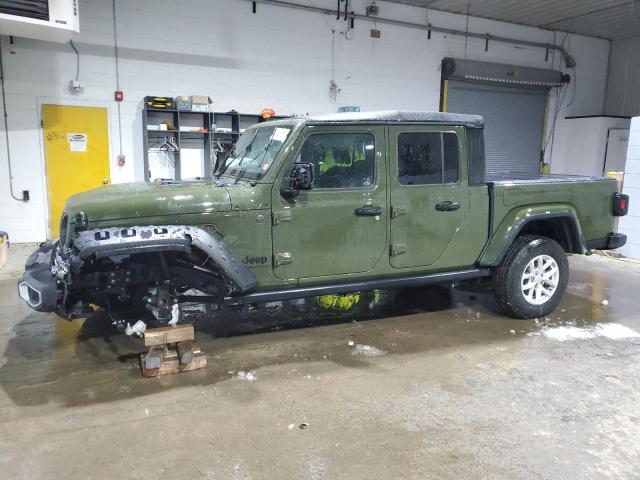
[479,209,586,267]
[72,225,258,292]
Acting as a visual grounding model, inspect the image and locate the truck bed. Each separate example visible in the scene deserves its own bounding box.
[486,172,610,185]
[484,171,619,262]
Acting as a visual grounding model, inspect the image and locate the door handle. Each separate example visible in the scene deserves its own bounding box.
[435,201,460,212]
[354,206,383,217]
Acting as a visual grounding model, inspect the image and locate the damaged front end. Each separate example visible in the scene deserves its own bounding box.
[18,242,67,314]
[18,225,258,328]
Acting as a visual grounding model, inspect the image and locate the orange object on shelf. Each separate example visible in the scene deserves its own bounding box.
[261,108,276,119]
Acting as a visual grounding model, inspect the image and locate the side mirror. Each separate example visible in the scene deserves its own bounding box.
[281,162,314,198]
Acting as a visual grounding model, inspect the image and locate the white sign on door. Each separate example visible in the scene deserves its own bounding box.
[68,133,87,152]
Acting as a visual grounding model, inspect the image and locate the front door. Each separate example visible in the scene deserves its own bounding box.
[271,126,387,280]
[42,105,110,238]
[389,125,469,269]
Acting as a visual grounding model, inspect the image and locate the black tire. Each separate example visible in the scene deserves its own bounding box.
[494,235,569,319]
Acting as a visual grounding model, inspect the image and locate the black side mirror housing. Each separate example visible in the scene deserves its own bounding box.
[281,162,314,198]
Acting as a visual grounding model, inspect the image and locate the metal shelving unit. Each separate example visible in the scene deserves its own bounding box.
[142,108,214,181]
[211,111,286,167]
[142,107,287,181]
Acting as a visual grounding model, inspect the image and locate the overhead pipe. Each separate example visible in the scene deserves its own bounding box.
[246,0,576,68]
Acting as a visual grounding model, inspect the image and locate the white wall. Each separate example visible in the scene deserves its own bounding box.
[618,117,640,259]
[550,116,630,176]
[605,36,640,117]
[0,0,610,242]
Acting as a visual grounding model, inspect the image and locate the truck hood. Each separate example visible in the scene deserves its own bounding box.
[64,180,233,223]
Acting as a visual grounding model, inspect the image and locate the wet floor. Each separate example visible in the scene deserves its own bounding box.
[0,254,639,479]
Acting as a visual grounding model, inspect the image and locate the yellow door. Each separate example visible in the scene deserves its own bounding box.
[42,105,110,238]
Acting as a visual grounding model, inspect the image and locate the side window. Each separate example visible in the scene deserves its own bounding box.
[295,133,375,189]
[397,132,459,185]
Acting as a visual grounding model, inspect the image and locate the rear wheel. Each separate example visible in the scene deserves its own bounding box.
[494,235,568,319]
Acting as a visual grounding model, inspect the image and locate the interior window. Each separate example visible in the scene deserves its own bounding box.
[397,132,459,185]
[295,133,375,189]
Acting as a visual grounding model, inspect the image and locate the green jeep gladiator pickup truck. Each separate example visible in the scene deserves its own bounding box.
[18,111,629,327]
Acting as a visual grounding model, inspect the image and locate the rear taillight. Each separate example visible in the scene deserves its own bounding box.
[613,193,629,216]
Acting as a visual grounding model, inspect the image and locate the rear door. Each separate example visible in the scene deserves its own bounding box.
[271,125,387,280]
[388,125,469,269]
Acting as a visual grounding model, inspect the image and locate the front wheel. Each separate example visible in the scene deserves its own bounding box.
[494,235,569,319]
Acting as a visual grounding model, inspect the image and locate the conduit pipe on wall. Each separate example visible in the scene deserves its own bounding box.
[112,0,123,160]
[247,0,577,68]
[0,38,25,202]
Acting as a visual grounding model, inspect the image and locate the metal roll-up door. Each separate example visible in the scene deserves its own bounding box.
[446,81,547,174]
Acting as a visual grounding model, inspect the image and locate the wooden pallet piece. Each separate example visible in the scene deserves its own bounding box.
[141,347,207,377]
[140,324,206,377]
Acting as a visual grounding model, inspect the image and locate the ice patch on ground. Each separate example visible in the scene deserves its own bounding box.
[540,323,640,342]
[352,344,386,357]
[595,323,640,340]
[541,326,596,342]
[236,371,257,381]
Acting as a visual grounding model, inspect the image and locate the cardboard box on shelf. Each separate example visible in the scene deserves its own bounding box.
[191,95,212,112]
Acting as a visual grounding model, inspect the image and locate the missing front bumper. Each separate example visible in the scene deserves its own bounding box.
[17,242,61,312]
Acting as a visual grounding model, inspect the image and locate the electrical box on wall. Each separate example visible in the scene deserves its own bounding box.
[69,79,83,93]
[366,2,379,16]
[0,0,79,43]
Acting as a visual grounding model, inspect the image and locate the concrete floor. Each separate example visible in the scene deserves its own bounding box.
[1,248,640,479]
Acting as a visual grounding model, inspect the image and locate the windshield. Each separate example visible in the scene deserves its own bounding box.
[217,125,292,181]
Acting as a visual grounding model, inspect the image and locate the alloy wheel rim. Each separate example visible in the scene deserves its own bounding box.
[521,254,559,305]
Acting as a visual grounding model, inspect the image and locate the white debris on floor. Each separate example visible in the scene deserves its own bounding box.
[124,320,146,337]
[540,323,640,342]
[236,371,257,381]
[352,344,386,357]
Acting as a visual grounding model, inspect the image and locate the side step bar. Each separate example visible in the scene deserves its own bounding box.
[211,268,491,306]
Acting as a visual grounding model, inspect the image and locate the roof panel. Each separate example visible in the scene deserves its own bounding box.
[386,0,640,39]
[303,110,484,128]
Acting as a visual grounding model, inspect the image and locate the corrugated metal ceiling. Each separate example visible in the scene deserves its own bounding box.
[386,0,640,39]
